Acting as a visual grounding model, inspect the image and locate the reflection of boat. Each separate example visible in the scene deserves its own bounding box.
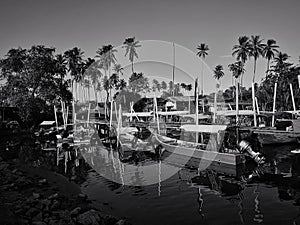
[190,170,245,197]
[154,124,245,166]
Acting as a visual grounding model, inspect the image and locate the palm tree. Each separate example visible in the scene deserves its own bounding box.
[161,81,167,91]
[55,54,67,85]
[96,44,117,77]
[228,61,245,124]
[113,64,124,76]
[213,65,224,123]
[249,35,265,83]
[262,39,279,75]
[249,35,265,126]
[273,52,290,72]
[123,37,141,73]
[196,43,209,96]
[64,47,85,101]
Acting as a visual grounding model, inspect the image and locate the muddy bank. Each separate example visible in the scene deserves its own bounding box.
[0,142,130,225]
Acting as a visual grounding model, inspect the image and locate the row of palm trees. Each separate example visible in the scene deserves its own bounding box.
[57,37,142,105]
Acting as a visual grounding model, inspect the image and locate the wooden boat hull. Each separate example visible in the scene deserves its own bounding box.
[253,129,300,145]
[155,134,244,166]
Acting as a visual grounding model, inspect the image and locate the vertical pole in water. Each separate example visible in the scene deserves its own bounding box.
[213,83,217,123]
[290,83,296,115]
[104,97,107,120]
[61,100,66,129]
[272,82,278,127]
[235,78,239,125]
[114,101,118,122]
[235,78,239,144]
[188,96,191,114]
[54,105,58,130]
[110,99,113,128]
[154,95,160,134]
[66,106,69,126]
[72,100,75,130]
[172,42,175,96]
[252,82,257,127]
[196,80,199,143]
[87,103,91,135]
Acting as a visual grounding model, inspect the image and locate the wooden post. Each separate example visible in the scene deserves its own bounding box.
[272,82,278,127]
[54,105,58,130]
[155,96,160,134]
[255,97,260,115]
[252,82,257,127]
[235,79,239,125]
[195,82,199,143]
[61,101,66,129]
[290,83,296,114]
[213,83,217,123]
[110,100,113,128]
[188,96,191,114]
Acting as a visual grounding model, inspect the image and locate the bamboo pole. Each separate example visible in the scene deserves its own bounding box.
[290,83,296,114]
[188,96,191,113]
[235,79,239,125]
[154,96,160,134]
[255,97,260,115]
[61,101,66,129]
[110,99,113,128]
[213,83,217,123]
[54,105,58,130]
[196,82,199,143]
[272,82,278,127]
[252,82,257,127]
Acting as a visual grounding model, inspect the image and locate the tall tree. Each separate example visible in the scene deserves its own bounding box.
[249,35,265,83]
[64,47,85,101]
[262,39,279,75]
[123,37,141,73]
[196,43,209,96]
[228,61,245,124]
[96,44,117,77]
[232,36,251,86]
[213,65,225,123]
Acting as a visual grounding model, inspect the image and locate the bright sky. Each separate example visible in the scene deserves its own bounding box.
[1,0,300,93]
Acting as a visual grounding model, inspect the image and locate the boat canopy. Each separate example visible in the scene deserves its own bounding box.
[157,111,190,116]
[40,121,56,126]
[180,124,228,133]
[123,112,153,117]
[182,114,211,120]
[217,110,254,116]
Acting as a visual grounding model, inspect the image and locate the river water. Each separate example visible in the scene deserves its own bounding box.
[2,135,300,225]
[80,143,300,225]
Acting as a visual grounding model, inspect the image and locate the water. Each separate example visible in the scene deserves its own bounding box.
[80,144,300,225]
[2,135,300,225]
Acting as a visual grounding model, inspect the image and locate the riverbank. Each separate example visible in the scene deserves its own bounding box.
[0,150,129,225]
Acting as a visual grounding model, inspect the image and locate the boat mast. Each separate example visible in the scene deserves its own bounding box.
[172,42,175,96]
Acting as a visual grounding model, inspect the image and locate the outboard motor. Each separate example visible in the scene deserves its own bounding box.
[238,140,265,165]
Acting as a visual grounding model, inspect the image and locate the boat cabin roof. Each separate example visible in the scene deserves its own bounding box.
[180,124,228,133]
[40,121,56,126]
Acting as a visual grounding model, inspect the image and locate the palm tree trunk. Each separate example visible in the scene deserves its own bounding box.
[266,60,270,77]
[132,61,134,74]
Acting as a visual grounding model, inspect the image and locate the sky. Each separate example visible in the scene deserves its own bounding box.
[1,0,300,94]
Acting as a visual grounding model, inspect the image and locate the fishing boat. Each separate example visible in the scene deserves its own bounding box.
[153,124,245,166]
[251,119,300,145]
